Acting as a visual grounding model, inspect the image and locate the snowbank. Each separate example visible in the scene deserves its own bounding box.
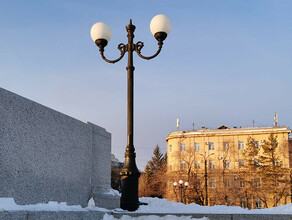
[0,198,108,212]
[135,197,292,215]
[135,197,250,214]
[0,196,292,215]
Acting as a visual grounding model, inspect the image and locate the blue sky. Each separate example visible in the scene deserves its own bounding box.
[1,0,292,169]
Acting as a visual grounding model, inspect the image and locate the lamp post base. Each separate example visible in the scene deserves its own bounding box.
[120,172,140,211]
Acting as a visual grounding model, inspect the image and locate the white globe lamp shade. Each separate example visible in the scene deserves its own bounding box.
[173,182,178,187]
[179,180,183,185]
[185,182,189,187]
[150,14,171,36]
[90,22,112,43]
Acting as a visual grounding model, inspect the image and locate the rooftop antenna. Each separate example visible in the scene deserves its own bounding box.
[274,112,278,127]
[192,122,195,130]
[252,120,255,127]
[177,118,179,132]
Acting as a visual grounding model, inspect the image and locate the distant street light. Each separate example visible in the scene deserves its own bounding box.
[90,15,171,211]
[173,180,189,203]
[199,151,215,206]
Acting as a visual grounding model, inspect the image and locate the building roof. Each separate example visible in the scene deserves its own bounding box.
[166,126,291,141]
[217,125,229,129]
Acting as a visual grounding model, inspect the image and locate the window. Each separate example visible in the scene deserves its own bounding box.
[254,158,259,167]
[169,145,172,153]
[194,161,200,169]
[274,160,280,166]
[193,179,201,189]
[238,141,245,150]
[240,198,246,208]
[224,160,230,169]
[223,142,229,151]
[208,142,215,150]
[194,142,200,151]
[255,198,262,209]
[180,161,186,170]
[180,144,186,152]
[240,178,245,188]
[252,141,259,149]
[253,178,261,188]
[209,178,216,188]
[209,160,215,169]
[239,159,244,168]
[254,141,259,149]
[226,197,231,206]
[224,179,231,188]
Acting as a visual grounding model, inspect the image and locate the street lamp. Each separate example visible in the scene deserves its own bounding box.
[173,180,189,203]
[199,152,215,206]
[90,14,171,211]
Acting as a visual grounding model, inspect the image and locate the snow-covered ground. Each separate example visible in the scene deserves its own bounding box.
[103,214,208,220]
[1,196,292,219]
[136,197,292,215]
[0,198,108,212]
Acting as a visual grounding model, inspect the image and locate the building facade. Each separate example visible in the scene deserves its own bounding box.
[165,126,292,209]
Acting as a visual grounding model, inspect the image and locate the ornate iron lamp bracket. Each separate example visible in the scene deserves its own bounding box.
[98,43,127,64]
[135,41,163,60]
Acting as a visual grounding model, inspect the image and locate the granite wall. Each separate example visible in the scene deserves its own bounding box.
[0,87,118,208]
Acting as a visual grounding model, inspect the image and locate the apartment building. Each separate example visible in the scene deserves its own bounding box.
[165,125,291,208]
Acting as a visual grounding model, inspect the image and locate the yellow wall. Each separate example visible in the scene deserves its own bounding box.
[165,126,291,208]
[167,127,290,172]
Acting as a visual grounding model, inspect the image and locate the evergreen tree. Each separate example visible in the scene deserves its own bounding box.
[244,137,260,172]
[145,145,167,176]
[258,134,290,207]
[243,136,260,208]
[139,145,167,198]
[138,172,150,197]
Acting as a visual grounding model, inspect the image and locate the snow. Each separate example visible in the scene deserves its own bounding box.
[0,197,108,212]
[104,189,121,197]
[0,196,292,218]
[135,197,292,215]
[135,197,249,214]
[87,198,96,208]
[103,213,208,220]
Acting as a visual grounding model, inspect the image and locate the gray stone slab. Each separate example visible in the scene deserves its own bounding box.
[111,212,292,220]
[0,87,119,209]
[1,211,292,220]
[0,212,25,220]
[0,211,106,220]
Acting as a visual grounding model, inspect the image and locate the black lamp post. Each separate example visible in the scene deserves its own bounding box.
[199,151,214,206]
[173,180,189,203]
[90,15,171,211]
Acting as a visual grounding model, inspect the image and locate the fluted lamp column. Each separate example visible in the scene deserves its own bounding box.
[90,15,171,211]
